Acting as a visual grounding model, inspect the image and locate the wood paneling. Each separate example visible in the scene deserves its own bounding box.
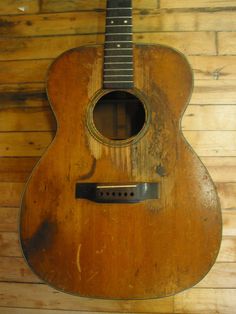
[0,132,53,157]
[0,157,38,182]
[0,182,24,207]
[2,104,236,133]
[160,0,236,9]
[191,80,236,105]
[2,56,236,85]
[0,0,235,312]
[182,105,236,130]
[0,0,39,15]
[216,183,236,210]
[1,130,236,157]
[201,157,236,183]
[0,10,236,37]
[0,207,18,232]
[0,32,215,61]
[189,56,236,80]
[41,0,158,12]
[0,107,56,131]
[175,289,236,314]
[219,32,236,55]
[0,282,174,312]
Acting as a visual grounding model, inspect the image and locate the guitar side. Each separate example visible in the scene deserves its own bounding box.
[19,44,222,299]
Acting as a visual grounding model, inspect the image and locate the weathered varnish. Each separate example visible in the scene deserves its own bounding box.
[20,44,222,299]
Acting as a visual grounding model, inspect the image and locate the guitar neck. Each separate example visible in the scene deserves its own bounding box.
[103,0,134,89]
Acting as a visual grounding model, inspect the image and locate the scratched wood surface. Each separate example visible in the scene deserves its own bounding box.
[0,0,236,313]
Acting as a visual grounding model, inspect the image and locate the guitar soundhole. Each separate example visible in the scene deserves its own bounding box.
[93,91,146,141]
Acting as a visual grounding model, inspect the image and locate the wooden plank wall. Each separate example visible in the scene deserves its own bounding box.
[0,0,236,313]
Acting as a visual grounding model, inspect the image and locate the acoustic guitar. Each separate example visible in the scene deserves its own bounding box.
[20,0,222,299]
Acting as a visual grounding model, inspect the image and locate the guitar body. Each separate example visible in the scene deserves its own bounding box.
[20,44,222,299]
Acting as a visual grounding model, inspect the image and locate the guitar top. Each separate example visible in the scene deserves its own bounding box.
[20,0,222,299]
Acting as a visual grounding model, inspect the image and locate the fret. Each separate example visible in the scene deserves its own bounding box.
[105,42,132,46]
[107,7,132,10]
[107,0,131,8]
[104,64,133,70]
[104,0,133,89]
[104,62,133,66]
[104,75,133,77]
[107,24,132,27]
[104,69,133,73]
[105,35,132,42]
[106,33,132,36]
[104,76,133,82]
[106,27,132,33]
[105,49,132,53]
[105,47,132,49]
[105,43,132,51]
[106,16,132,19]
[105,55,133,58]
[104,82,134,85]
[105,57,133,63]
[103,82,133,89]
[105,48,132,54]
[106,9,132,18]
[104,71,134,78]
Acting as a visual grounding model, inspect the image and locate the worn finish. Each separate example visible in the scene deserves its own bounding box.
[20,44,222,299]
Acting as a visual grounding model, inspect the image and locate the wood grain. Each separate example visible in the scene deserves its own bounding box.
[0,182,24,207]
[2,255,236,289]
[182,105,236,131]
[0,0,39,15]
[40,0,158,12]
[0,256,41,283]
[189,56,236,80]
[0,282,174,312]
[0,32,215,62]
[1,157,235,184]
[183,131,236,156]
[0,181,234,210]
[1,129,236,158]
[191,80,236,105]
[175,289,236,314]
[1,206,235,235]
[0,107,56,132]
[0,157,38,182]
[0,10,236,38]
[0,60,50,84]
[222,210,236,236]
[160,0,236,9]
[19,45,221,299]
[0,132,53,157]
[2,56,236,85]
[0,309,127,314]
[219,32,236,55]
[2,80,236,108]
[202,157,236,183]
[216,183,236,210]
[217,237,236,262]
[1,104,236,133]
[2,232,234,261]
[0,0,235,312]
[0,207,18,232]
[0,232,21,257]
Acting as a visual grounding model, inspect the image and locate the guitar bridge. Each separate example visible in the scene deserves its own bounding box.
[75,183,159,203]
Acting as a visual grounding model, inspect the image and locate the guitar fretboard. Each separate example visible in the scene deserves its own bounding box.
[103,0,133,89]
